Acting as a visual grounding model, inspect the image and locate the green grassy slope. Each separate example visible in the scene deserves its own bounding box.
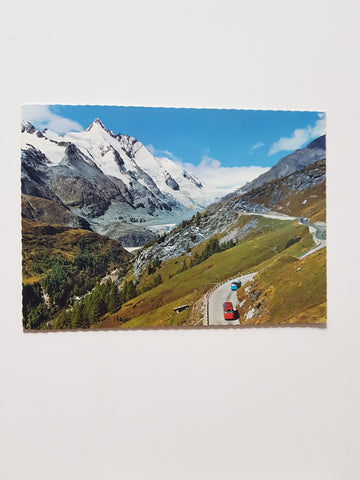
[237,247,326,324]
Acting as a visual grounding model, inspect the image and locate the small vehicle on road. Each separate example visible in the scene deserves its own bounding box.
[231,281,241,291]
[223,301,235,320]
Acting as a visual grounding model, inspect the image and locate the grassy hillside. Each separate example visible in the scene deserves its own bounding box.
[95,216,316,329]
[237,248,326,324]
[22,218,132,329]
[22,218,131,285]
[273,182,326,223]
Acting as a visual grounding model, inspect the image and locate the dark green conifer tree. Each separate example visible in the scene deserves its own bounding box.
[71,302,82,329]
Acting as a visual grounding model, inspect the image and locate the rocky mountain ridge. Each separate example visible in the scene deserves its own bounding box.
[227,135,326,199]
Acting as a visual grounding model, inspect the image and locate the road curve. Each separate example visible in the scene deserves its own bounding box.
[206,273,257,326]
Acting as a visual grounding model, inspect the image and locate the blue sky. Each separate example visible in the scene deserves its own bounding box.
[22,105,325,191]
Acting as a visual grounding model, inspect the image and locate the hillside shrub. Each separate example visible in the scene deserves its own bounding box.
[285,237,301,249]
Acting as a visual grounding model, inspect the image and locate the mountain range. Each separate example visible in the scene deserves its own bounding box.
[21,119,218,246]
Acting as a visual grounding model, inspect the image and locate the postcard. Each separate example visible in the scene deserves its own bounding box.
[21,105,326,330]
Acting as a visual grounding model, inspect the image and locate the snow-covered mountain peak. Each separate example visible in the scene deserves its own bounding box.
[86,118,108,132]
[21,122,67,165]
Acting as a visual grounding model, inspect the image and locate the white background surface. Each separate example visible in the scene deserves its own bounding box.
[1,1,360,479]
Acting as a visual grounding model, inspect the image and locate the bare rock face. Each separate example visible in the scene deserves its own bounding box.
[50,175,113,217]
[165,172,180,191]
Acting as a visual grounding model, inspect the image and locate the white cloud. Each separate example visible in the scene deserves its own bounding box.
[145,144,181,162]
[200,155,221,169]
[268,113,326,155]
[22,105,83,134]
[146,146,269,193]
[163,150,179,161]
[250,142,265,151]
[182,155,270,193]
[146,144,156,155]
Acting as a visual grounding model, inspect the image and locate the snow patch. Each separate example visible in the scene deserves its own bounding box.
[123,246,142,253]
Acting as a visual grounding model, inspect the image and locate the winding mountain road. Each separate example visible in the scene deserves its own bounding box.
[206,273,257,326]
[298,219,326,259]
[242,211,327,258]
